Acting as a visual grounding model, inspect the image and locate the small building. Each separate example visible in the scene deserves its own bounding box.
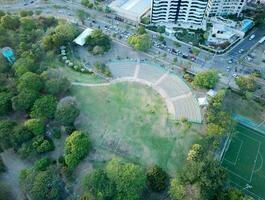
[1,47,16,64]
[207,17,254,45]
[73,28,94,46]
[109,0,151,22]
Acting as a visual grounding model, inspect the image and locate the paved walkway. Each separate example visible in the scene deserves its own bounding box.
[72,61,202,123]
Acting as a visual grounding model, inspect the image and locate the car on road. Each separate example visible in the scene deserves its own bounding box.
[228,59,233,64]
[226,66,231,72]
[238,49,244,54]
[233,73,238,78]
[249,34,256,40]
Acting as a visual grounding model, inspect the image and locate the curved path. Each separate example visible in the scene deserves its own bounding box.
[72,61,202,123]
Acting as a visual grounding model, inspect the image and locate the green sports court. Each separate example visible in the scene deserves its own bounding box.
[221,124,265,199]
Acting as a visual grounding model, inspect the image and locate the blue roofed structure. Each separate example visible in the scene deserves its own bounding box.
[240,19,254,33]
[1,47,16,64]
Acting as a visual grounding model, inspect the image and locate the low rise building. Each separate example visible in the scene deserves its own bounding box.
[109,0,151,22]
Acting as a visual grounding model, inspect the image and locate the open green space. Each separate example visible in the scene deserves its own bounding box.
[223,91,265,124]
[72,82,203,174]
[221,124,265,199]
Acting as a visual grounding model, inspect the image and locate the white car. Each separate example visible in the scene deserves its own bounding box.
[249,34,255,40]
[233,73,238,78]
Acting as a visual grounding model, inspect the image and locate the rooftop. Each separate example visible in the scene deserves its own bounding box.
[73,28,94,46]
[109,0,151,22]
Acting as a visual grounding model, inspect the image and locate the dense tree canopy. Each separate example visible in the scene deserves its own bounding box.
[17,72,43,92]
[64,131,91,170]
[84,168,115,200]
[85,29,111,54]
[44,77,70,96]
[192,69,219,89]
[0,15,20,30]
[235,76,257,92]
[42,23,78,49]
[24,119,45,136]
[12,89,39,111]
[0,120,17,149]
[12,57,37,77]
[0,91,13,115]
[146,165,168,192]
[55,97,80,126]
[20,168,62,200]
[128,34,151,52]
[106,158,146,200]
[30,95,57,120]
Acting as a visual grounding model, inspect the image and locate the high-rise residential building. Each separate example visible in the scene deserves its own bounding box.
[151,0,208,27]
[206,0,247,17]
[150,0,247,29]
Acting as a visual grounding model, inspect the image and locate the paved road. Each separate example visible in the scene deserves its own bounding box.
[1,0,264,85]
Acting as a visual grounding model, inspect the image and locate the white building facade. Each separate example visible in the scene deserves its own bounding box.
[206,0,247,17]
[150,0,247,29]
[151,0,208,28]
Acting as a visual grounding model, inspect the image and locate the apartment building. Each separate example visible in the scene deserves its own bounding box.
[151,0,208,26]
[206,0,247,17]
[150,0,247,29]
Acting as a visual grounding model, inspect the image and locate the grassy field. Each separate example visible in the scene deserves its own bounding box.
[72,82,203,174]
[59,67,105,84]
[223,91,265,124]
[221,124,265,199]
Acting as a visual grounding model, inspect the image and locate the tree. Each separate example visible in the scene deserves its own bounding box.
[20,168,62,200]
[218,187,253,200]
[20,17,37,32]
[33,157,51,171]
[105,158,146,200]
[84,168,115,200]
[30,95,57,120]
[169,178,185,200]
[0,91,13,115]
[12,57,36,77]
[137,26,146,35]
[157,34,164,42]
[0,54,9,73]
[76,10,88,24]
[146,165,168,192]
[192,69,219,89]
[0,15,20,30]
[42,23,78,49]
[12,89,39,111]
[0,120,17,149]
[0,156,6,173]
[0,182,13,200]
[93,62,111,77]
[207,123,225,137]
[44,77,70,96]
[128,34,151,52]
[12,125,34,149]
[17,72,43,92]
[64,131,91,170]
[55,97,80,126]
[32,135,55,153]
[235,76,257,92]
[24,119,45,136]
[85,29,111,54]
[187,144,203,162]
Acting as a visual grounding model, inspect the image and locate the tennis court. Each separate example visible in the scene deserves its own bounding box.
[221,124,265,199]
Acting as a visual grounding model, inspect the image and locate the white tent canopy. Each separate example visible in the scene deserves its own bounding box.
[207,89,217,97]
[198,97,208,106]
[73,28,93,46]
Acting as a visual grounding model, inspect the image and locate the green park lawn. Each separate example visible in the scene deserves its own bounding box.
[71,81,204,174]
